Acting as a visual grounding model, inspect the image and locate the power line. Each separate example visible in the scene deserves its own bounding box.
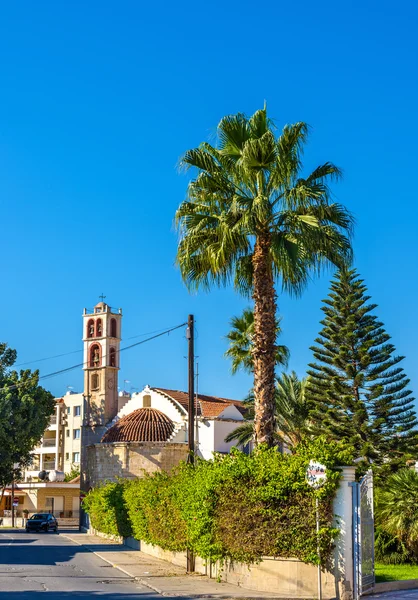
[14,324,187,367]
[0,322,188,393]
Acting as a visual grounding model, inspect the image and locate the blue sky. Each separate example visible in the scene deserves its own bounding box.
[0,1,417,402]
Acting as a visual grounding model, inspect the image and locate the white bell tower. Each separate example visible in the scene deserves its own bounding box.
[82,298,122,425]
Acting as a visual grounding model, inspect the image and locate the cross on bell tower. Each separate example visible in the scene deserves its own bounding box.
[82,300,122,425]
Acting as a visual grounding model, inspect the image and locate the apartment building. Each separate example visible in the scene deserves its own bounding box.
[24,391,84,481]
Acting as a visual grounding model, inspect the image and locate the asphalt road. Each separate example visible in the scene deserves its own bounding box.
[0,528,161,600]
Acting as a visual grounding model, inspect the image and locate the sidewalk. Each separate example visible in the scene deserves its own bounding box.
[61,531,283,599]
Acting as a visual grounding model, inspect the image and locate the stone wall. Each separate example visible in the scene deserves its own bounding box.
[86,441,188,487]
[128,540,337,598]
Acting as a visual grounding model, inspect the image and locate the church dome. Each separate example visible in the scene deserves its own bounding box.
[101,408,175,443]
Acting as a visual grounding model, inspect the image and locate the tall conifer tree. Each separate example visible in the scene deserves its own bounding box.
[307,268,418,470]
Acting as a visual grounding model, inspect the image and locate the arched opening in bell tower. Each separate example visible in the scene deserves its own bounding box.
[96,319,102,337]
[89,344,102,368]
[109,347,117,367]
[87,319,95,339]
[110,318,117,338]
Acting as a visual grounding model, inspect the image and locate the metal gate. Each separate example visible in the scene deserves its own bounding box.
[352,469,375,598]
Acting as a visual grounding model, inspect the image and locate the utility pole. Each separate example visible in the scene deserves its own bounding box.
[186,315,195,573]
[195,359,199,456]
[11,478,15,528]
[187,314,195,465]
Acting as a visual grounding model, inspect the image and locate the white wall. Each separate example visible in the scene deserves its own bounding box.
[217,405,244,421]
[213,420,245,454]
[197,420,215,460]
[117,389,184,424]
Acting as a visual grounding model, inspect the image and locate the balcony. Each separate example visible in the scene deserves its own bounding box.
[43,461,57,470]
[42,439,57,448]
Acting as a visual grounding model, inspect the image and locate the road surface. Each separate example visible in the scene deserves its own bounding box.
[0,528,160,600]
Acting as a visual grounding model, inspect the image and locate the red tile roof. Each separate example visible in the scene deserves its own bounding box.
[102,408,175,443]
[152,388,246,419]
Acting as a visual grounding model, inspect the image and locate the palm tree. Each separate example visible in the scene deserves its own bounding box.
[225,308,289,375]
[176,107,353,447]
[225,372,310,450]
[275,372,310,447]
[376,468,418,556]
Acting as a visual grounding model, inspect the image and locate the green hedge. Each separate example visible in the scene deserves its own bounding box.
[84,437,352,565]
[82,481,132,539]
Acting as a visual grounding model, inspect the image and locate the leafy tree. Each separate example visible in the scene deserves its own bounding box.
[225,308,289,375]
[225,372,310,450]
[176,106,353,446]
[0,343,55,495]
[307,268,418,471]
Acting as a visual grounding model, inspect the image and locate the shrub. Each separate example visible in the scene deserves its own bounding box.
[83,481,132,539]
[85,437,351,565]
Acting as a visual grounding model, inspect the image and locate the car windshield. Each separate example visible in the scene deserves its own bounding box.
[30,514,49,520]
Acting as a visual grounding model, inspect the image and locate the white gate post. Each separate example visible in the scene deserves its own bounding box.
[333,466,356,600]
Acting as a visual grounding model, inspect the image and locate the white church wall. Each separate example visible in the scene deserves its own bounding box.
[197,420,215,460]
[213,420,243,454]
[116,388,184,424]
[216,404,244,421]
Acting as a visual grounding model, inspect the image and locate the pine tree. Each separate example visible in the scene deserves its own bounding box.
[307,268,418,471]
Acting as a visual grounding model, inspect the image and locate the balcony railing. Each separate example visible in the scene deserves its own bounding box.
[43,461,57,470]
[42,439,56,448]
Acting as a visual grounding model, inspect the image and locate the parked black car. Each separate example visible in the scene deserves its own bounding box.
[25,513,58,533]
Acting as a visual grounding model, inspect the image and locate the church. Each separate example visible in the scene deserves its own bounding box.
[81,301,248,490]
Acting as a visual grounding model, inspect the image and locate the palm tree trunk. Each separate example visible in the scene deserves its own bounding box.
[252,232,277,447]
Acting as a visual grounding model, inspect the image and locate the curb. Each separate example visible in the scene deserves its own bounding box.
[60,533,288,599]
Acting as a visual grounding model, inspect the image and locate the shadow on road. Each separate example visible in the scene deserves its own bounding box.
[0,594,158,599]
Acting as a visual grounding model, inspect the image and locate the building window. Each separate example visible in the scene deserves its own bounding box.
[73,429,81,439]
[96,318,102,337]
[91,373,99,390]
[66,430,70,438]
[67,407,70,414]
[89,344,101,367]
[109,347,116,367]
[87,319,95,339]
[65,453,69,461]
[143,394,151,408]
[110,318,117,338]
[74,405,81,416]
[73,452,80,463]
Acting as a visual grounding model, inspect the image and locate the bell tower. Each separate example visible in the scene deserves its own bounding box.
[82,300,122,425]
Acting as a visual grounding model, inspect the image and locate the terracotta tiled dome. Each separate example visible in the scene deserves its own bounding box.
[101,408,174,443]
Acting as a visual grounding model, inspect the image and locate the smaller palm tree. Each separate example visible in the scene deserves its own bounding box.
[225,372,310,450]
[376,468,418,555]
[225,308,289,375]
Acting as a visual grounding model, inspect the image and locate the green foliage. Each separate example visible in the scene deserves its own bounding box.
[175,108,353,296]
[225,372,311,449]
[225,308,289,375]
[176,107,353,447]
[375,526,414,565]
[64,465,80,482]
[0,342,55,488]
[83,481,132,539]
[375,468,418,562]
[85,438,352,566]
[307,268,418,473]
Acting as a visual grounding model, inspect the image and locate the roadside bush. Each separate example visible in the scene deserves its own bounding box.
[124,471,188,552]
[84,437,352,565]
[83,481,132,539]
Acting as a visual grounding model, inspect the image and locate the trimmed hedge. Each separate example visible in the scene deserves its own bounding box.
[82,481,132,539]
[84,437,352,565]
